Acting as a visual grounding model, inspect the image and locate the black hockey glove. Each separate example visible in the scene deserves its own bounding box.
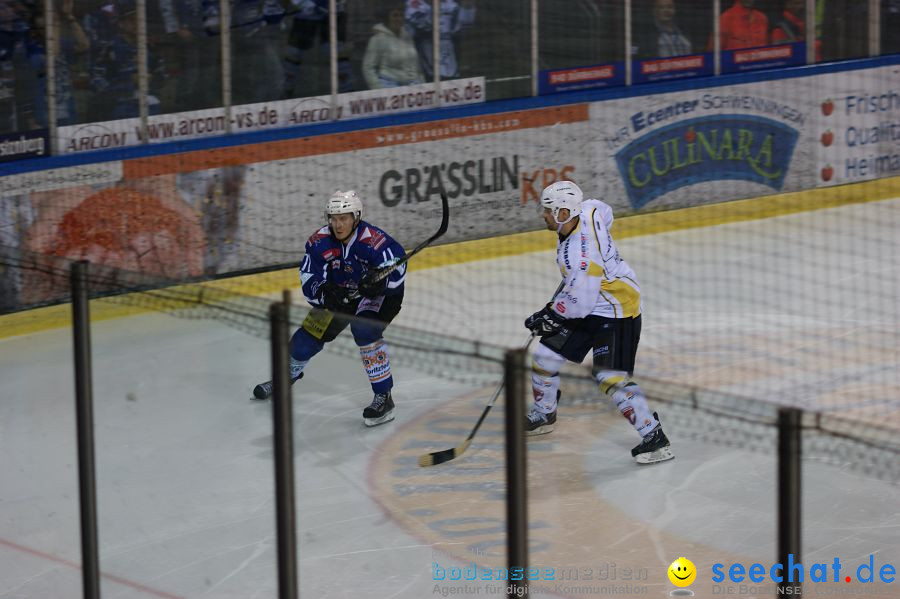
[524,306,566,337]
[320,281,353,311]
[358,268,389,299]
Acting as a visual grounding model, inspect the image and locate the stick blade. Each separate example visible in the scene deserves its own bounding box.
[417,439,471,467]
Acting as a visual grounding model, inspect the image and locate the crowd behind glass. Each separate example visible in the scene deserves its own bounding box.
[1,0,899,138]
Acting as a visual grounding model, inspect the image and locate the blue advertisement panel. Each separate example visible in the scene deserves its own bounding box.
[722,42,806,73]
[539,62,625,94]
[615,114,800,210]
[0,130,48,163]
[632,53,714,84]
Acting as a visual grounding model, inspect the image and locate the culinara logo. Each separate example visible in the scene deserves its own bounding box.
[615,115,798,209]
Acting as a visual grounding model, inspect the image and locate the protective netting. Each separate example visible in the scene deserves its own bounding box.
[557,367,900,483]
[7,232,897,483]
[1,243,509,381]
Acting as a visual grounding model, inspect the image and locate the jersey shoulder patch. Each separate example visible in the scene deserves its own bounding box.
[307,226,331,246]
[358,225,388,250]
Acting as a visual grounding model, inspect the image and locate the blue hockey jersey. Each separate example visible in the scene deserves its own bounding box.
[299,220,406,307]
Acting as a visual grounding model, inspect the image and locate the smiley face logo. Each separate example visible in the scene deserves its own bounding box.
[668,557,696,587]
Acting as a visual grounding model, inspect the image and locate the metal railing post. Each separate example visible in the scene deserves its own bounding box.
[505,347,528,597]
[270,301,298,599]
[778,408,802,595]
[71,260,100,599]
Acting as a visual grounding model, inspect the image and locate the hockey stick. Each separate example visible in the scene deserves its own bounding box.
[418,334,536,467]
[369,192,449,283]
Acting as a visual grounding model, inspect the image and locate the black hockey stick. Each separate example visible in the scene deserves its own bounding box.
[368,192,449,283]
[418,334,536,467]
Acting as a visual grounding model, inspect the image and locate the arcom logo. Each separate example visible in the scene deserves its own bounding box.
[614,114,799,209]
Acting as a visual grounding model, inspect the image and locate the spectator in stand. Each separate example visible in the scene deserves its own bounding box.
[633,0,693,59]
[149,0,220,112]
[405,0,475,81]
[0,0,31,132]
[885,0,900,54]
[201,0,284,105]
[24,0,89,128]
[280,0,354,98]
[771,0,822,60]
[711,0,769,51]
[771,0,803,44]
[84,0,166,120]
[362,1,424,89]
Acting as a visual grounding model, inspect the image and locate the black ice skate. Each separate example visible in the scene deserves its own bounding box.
[363,391,395,427]
[525,407,557,436]
[252,372,303,400]
[631,413,674,464]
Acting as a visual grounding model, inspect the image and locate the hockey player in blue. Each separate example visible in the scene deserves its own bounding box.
[253,190,406,426]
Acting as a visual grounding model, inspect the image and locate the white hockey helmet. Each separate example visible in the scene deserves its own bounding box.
[540,180,583,224]
[325,190,362,220]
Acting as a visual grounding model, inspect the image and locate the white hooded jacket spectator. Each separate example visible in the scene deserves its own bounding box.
[362,19,424,89]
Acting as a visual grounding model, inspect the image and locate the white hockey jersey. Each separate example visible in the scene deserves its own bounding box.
[549,199,642,320]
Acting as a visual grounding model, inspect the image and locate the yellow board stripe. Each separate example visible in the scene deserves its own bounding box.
[2,176,898,339]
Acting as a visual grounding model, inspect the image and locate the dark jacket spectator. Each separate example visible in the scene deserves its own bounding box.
[771,0,821,60]
[633,0,693,59]
[26,0,89,127]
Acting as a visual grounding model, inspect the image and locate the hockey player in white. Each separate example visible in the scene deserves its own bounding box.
[523,181,674,464]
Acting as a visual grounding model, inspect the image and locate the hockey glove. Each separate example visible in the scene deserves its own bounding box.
[320,281,353,311]
[358,268,389,299]
[524,306,566,337]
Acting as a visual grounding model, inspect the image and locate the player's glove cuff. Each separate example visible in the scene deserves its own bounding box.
[524,306,566,337]
[358,268,389,299]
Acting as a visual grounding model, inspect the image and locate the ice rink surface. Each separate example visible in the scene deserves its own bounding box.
[1,199,898,598]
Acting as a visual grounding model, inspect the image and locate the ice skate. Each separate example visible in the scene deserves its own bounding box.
[363,391,395,426]
[631,413,674,464]
[525,407,556,436]
[252,372,303,400]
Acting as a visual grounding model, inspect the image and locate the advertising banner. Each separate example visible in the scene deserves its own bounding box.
[632,53,714,84]
[721,42,806,73]
[814,81,900,187]
[0,130,49,163]
[539,63,625,94]
[57,78,486,155]
[591,81,814,213]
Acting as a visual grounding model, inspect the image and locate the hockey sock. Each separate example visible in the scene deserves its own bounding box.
[606,380,657,437]
[289,357,307,380]
[531,372,560,414]
[359,340,392,394]
[531,344,565,414]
